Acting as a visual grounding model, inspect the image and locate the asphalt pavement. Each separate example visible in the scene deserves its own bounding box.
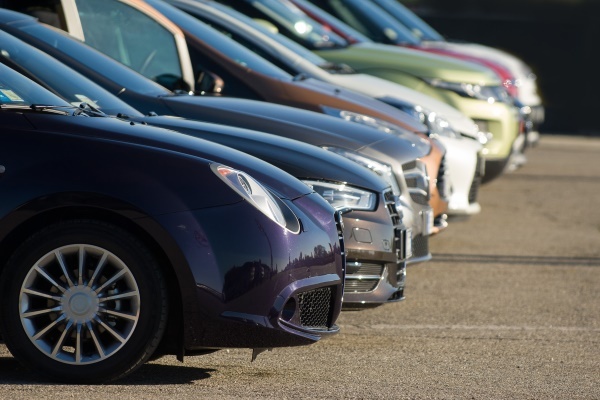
[1,134,599,399]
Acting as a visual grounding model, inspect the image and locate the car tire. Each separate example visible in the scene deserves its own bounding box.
[0,220,168,383]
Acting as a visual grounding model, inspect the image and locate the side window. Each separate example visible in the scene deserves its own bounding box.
[73,0,185,90]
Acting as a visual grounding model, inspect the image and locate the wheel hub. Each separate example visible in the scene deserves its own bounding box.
[62,285,99,323]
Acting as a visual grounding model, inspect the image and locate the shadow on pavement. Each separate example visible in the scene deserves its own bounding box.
[0,355,215,385]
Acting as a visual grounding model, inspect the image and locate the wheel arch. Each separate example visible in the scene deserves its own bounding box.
[0,193,186,356]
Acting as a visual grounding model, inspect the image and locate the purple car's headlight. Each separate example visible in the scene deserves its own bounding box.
[212,164,300,232]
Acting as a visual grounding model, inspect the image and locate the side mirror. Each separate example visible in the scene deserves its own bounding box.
[155,73,193,93]
[196,70,225,95]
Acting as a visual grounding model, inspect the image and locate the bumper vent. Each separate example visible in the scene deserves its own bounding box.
[298,287,333,329]
[469,154,484,204]
[344,279,379,293]
[437,155,450,201]
[411,234,429,259]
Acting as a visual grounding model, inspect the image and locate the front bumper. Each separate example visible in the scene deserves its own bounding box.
[342,191,411,308]
[152,192,345,350]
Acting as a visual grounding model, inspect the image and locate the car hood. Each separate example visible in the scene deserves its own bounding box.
[22,113,313,200]
[423,41,542,106]
[315,42,500,85]
[133,114,391,193]
[327,73,479,137]
[161,95,430,160]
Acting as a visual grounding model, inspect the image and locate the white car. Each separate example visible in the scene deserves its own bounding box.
[172,0,486,216]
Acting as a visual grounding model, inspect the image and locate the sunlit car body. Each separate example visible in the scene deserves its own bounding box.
[367,0,544,144]
[4,0,449,220]
[292,0,530,166]
[170,0,484,216]
[0,63,345,382]
[0,7,436,263]
[0,25,416,307]
[232,0,521,182]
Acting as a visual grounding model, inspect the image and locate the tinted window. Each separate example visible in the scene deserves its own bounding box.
[218,0,348,49]
[13,22,172,97]
[371,0,444,41]
[0,30,142,116]
[311,0,420,45]
[74,0,184,86]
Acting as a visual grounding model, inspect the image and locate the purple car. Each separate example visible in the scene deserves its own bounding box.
[0,63,344,383]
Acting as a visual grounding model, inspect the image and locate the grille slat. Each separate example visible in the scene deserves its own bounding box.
[343,279,379,293]
[298,287,333,329]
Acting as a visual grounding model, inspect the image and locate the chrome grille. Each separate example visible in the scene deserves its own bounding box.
[345,262,383,293]
[384,190,410,261]
[344,279,379,293]
[298,287,333,328]
[402,160,430,205]
[335,210,347,279]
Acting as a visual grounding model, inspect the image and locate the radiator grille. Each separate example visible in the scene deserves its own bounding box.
[298,287,333,329]
[411,234,429,259]
[345,262,383,294]
[343,279,379,293]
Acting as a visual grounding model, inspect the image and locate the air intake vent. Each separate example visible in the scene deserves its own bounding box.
[298,287,333,328]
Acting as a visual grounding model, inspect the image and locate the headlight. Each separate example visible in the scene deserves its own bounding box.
[322,147,401,196]
[378,99,460,140]
[303,180,377,211]
[321,106,404,135]
[212,164,299,232]
[424,79,510,104]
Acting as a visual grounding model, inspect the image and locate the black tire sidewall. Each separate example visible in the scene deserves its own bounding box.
[0,220,167,383]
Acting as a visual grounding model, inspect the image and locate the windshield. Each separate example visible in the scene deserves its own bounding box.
[290,0,373,44]
[0,62,71,108]
[174,0,327,76]
[0,30,143,116]
[307,0,420,46]
[148,0,292,80]
[371,0,445,42]
[217,0,348,49]
[208,1,327,65]
[13,22,173,97]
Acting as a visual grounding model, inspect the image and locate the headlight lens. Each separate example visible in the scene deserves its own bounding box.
[303,180,377,211]
[378,99,460,139]
[212,164,296,231]
[321,106,404,135]
[323,147,402,196]
[425,79,510,103]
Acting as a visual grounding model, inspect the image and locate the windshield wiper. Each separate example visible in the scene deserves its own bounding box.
[0,103,72,115]
[73,102,107,117]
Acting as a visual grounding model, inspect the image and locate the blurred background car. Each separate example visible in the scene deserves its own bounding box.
[217,0,521,182]
[167,0,485,216]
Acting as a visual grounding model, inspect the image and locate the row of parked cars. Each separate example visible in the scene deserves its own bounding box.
[0,0,542,383]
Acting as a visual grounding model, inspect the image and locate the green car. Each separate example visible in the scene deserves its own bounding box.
[216,0,521,181]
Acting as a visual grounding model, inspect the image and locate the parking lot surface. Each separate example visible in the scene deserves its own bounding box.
[1,134,599,399]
